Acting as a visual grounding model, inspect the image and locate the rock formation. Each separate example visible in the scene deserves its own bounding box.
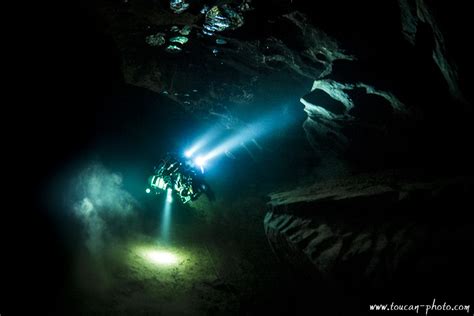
[92,0,472,166]
[265,172,474,301]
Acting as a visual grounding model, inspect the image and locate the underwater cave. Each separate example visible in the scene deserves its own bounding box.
[4,0,474,315]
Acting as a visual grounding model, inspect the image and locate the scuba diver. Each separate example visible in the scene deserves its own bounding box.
[146,153,213,204]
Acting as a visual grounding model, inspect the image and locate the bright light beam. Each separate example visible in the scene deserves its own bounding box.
[202,110,287,163]
[194,156,205,173]
[184,126,222,158]
[136,246,181,266]
[145,250,178,265]
[161,188,173,243]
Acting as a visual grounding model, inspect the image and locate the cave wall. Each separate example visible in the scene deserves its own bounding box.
[298,0,473,169]
[91,0,472,171]
[264,173,474,306]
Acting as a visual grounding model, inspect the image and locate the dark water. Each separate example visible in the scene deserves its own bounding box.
[6,1,473,314]
[3,3,316,313]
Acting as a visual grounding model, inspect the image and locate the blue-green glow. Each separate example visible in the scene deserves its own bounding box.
[161,189,173,243]
[200,110,289,163]
[183,126,223,159]
[169,36,189,45]
[166,45,182,52]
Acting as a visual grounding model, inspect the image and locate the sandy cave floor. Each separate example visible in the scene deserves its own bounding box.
[63,217,290,315]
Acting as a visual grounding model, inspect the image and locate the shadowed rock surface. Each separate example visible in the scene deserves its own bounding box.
[265,172,474,307]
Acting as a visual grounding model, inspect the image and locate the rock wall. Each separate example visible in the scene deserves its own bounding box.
[299,0,473,166]
[93,0,472,169]
[264,172,474,300]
